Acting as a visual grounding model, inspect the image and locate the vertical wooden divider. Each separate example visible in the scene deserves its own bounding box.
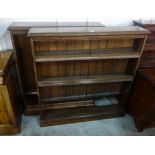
[30,39,41,111]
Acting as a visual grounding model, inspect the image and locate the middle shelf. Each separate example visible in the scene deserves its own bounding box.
[35,48,140,62]
[38,74,133,87]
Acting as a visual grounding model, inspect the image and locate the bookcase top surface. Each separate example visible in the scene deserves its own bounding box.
[8,22,104,31]
[133,20,155,27]
[28,26,150,37]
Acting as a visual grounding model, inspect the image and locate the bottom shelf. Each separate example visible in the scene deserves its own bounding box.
[40,102,125,127]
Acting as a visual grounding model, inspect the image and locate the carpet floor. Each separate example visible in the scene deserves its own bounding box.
[17,114,155,136]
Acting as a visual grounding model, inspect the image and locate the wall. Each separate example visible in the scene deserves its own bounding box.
[0,18,145,51]
[0,0,155,51]
[1,18,134,51]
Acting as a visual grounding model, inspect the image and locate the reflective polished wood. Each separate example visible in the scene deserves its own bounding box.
[0,51,22,135]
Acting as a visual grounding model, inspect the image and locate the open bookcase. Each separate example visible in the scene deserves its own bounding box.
[28,26,149,126]
[8,22,105,115]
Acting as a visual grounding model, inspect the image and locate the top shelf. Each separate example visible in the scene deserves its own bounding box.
[28,26,150,37]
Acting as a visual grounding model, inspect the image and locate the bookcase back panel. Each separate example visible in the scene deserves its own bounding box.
[39,83,122,99]
[37,59,128,79]
[34,39,135,52]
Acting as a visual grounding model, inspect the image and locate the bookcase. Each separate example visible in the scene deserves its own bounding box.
[28,26,149,126]
[8,22,104,115]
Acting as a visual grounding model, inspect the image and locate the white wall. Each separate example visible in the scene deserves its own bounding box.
[0,18,134,51]
[0,0,155,51]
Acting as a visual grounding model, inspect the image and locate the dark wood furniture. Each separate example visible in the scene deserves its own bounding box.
[8,22,105,115]
[128,69,155,131]
[133,20,155,68]
[128,20,155,131]
[28,26,149,126]
[0,51,22,135]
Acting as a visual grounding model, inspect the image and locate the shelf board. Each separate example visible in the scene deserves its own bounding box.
[40,104,125,126]
[42,100,94,110]
[35,48,140,62]
[40,92,120,103]
[39,74,133,87]
[28,26,149,37]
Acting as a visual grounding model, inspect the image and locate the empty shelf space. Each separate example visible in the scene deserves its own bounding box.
[38,74,133,87]
[42,100,94,110]
[40,104,125,126]
[35,48,136,55]
[42,97,119,110]
[35,48,140,62]
[40,92,120,103]
[94,97,118,106]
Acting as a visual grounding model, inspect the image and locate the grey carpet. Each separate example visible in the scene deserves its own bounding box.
[17,114,155,136]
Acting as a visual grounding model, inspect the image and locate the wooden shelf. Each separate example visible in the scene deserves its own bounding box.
[40,104,125,126]
[28,26,149,37]
[42,100,94,110]
[40,92,120,103]
[39,74,133,87]
[35,48,140,62]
